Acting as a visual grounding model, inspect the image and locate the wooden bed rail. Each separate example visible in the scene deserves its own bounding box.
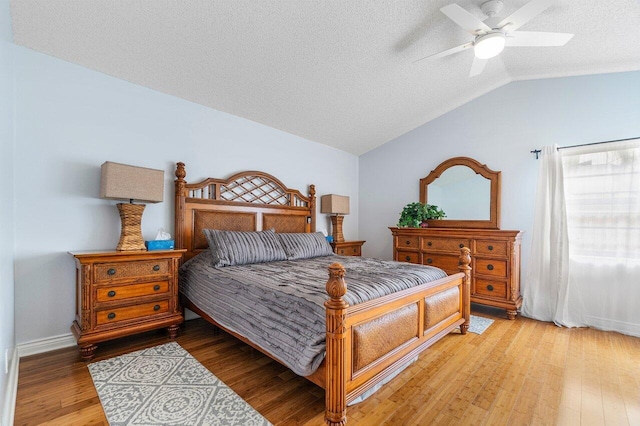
[323,247,471,426]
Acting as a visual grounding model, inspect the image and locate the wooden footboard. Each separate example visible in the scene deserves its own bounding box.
[323,247,471,426]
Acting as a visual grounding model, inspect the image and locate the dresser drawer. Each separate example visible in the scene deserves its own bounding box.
[397,251,420,264]
[94,259,170,283]
[96,280,169,303]
[397,236,420,249]
[475,259,507,277]
[422,253,460,274]
[475,240,508,257]
[475,279,507,299]
[422,237,470,253]
[96,300,170,326]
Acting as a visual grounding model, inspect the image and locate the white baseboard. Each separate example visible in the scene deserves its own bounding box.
[17,333,76,358]
[1,347,18,426]
[585,316,640,338]
[1,334,76,425]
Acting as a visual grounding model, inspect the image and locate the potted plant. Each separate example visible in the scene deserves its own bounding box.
[397,202,446,228]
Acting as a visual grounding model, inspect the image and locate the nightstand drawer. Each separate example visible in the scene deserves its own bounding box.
[336,245,361,256]
[96,280,169,302]
[96,300,169,326]
[422,237,470,253]
[94,259,170,283]
[331,240,365,257]
[475,240,508,257]
[475,259,507,277]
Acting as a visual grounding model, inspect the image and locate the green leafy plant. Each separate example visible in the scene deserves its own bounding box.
[397,202,446,227]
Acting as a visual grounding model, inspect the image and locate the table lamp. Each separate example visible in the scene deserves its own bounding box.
[100,161,164,251]
[320,194,350,243]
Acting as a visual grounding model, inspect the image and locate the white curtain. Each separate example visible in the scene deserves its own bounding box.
[561,139,640,336]
[523,139,640,336]
[522,145,584,326]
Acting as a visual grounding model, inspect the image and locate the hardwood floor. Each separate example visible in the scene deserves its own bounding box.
[14,306,640,425]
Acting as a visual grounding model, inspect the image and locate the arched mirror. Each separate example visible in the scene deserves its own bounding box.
[420,157,501,229]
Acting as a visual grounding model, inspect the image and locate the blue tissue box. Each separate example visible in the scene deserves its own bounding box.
[145,240,175,250]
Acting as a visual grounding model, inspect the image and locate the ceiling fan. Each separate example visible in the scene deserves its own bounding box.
[415,0,574,77]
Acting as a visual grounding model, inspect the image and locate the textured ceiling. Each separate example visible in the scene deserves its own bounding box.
[10,0,640,155]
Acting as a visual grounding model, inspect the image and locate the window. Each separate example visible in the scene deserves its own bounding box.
[562,140,640,261]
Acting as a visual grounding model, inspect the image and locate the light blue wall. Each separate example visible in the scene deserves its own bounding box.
[0,0,15,420]
[12,46,359,345]
[359,70,640,297]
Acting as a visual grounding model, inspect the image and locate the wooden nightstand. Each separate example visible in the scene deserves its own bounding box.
[331,240,365,256]
[69,249,185,360]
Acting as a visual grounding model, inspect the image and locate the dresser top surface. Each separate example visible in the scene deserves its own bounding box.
[389,227,523,238]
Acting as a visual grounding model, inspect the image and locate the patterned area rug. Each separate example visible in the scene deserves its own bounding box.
[468,315,495,334]
[88,342,271,426]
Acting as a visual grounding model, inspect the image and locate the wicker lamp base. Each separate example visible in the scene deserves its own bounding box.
[331,215,345,243]
[116,203,147,251]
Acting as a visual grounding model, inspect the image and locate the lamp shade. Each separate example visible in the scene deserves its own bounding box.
[321,194,350,215]
[100,161,164,203]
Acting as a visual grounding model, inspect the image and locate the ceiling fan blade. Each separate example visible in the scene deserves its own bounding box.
[413,42,473,63]
[497,0,555,31]
[440,4,491,35]
[469,56,488,77]
[506,31,574,46]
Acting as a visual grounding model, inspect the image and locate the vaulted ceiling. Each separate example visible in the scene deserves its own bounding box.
[10,0,640,155]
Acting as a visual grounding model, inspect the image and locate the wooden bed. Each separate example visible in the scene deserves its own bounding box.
[174,162,471,426]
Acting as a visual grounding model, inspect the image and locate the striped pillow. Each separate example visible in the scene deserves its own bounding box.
[276,232,334,260]
[203,229,288,267]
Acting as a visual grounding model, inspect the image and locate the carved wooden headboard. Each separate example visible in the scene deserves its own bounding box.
[174,162,316,261]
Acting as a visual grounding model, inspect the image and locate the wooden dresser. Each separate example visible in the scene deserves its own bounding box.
[390,227,522,319]
[331,240,365,256]
[70,249,185,360]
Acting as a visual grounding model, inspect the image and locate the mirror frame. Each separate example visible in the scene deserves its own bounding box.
[420,157,501,229]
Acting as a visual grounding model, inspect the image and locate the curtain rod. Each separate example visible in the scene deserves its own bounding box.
[530,136,640,159]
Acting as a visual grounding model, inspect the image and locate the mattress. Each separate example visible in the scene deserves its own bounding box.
[179,252,447,376]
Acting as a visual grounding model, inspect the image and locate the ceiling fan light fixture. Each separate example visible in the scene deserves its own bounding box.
[474,32,506,59]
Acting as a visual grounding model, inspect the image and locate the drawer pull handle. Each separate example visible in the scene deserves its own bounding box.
[427,258,433,264]
[427,241,432,246]
[488,245,494,251]
[405,240,411,245]
[459,243,464,248]
[339,250,345,254]
[107,312,116,320]
[487,264,494,271]
[487,285,494,291]
[107,290,116,298]
[405,256,411,261]
[153,285,161,291]
[153,265,160,272]
[153,304,161,311]
[107,268,116,276]
[353,248,357,253]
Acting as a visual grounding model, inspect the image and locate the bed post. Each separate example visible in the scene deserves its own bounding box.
[324,263,348,426]
[309,184,316,233]
[458,247,471,334]
[175,162,187,253]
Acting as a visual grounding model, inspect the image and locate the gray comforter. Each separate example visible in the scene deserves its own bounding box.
[179,253,447,376]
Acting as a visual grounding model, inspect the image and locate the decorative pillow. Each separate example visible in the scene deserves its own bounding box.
[203,229,287,267]
[276,232,335,260]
